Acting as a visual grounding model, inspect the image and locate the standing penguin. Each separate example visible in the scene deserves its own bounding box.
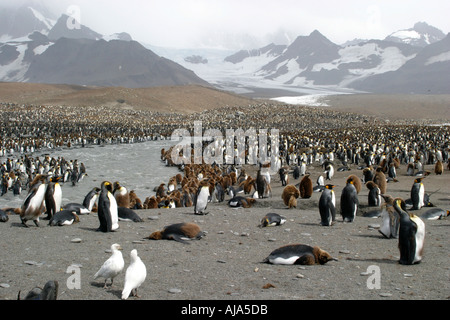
[299,174,313,199]
[20,175,48,227]
[319,184,336,226]
[194,180,210,215]
[362,166,374,183]
[293,165,300,180]
[324,162,334,180]
[97,181,119,232]
[281,185,300,209]
[279,167,289,186]
[434,160,443,175]
[113,181,130,208]
[411,178,425,210]
[44,176,62,220]
[340,176,359,222]
[395,198,425,265]
[388,162,397,180]
[379,195,400,239]
[83,187,100,213]
[373,167,387,195]
[256,169,271,198]
[366,181,381,207]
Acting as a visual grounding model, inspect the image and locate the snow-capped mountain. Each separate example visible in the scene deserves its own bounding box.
[0,3,209,88]
[182,25,448,95]
[0,2,56,40]
[217,30,422,90]
[385,22,446,47]
[349,33,450,94]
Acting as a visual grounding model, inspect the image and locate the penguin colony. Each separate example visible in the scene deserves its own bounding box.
[0,101,449,299]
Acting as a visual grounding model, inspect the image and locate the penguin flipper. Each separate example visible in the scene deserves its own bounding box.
[167,234,191,244]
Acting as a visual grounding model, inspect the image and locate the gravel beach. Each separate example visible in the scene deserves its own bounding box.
[0,160,448,302]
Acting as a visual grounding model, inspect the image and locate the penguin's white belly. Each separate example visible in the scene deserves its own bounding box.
[196,189,209,211]
[108,192,119,230]
[24,186,47,218]
[54,185,62,211]
[412,216,425,263]
[269,256,299,265]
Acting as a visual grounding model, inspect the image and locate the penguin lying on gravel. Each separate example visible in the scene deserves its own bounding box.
[145,222,205,244]
[263,244,338,265]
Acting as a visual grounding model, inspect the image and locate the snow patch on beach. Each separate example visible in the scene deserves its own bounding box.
[271,94,331,107]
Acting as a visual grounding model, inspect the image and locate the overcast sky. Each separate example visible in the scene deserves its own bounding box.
[39,0,450,49]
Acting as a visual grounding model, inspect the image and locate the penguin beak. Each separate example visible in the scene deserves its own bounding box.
[329,257,339,262]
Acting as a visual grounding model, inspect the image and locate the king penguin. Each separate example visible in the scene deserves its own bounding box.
[299,174,313,199]
[366,181,381,207]
[340,176,359,222]
[279,167,289,186]
[97,181,119,232]
[113,181,130,208]
[259,213,286,228]
[146,222,205,244]
[20,174,48,227]
[44,176,62,220]
[263,244,337,265]
[395,198,425,265]
[49,210,79,226]
[324,162,334,180]
[194,179,210,215]
[82,187,100,213]
[379,195,400,239]
[319,184,336,226]
[410,178,425,210]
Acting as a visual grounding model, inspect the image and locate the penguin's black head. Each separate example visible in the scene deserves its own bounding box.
[394,198,407,211]
[102,181,113,192]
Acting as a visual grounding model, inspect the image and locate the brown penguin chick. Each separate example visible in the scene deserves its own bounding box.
[239,197,256,208]
[221,175,232,190]
[299,174,313,198]
[282,185,300,209]
[113,181,130,208]
[155,183,166,198]
[128,190,143,209]
[181,186,193,207]
[242,176,255,194]
[229,171,237,185]
[346,174,362,194]
[373,167,387,195]
[146,222,205,244]
[145,196,159,209]
[435,160,443,175]
[167,177,178,193]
